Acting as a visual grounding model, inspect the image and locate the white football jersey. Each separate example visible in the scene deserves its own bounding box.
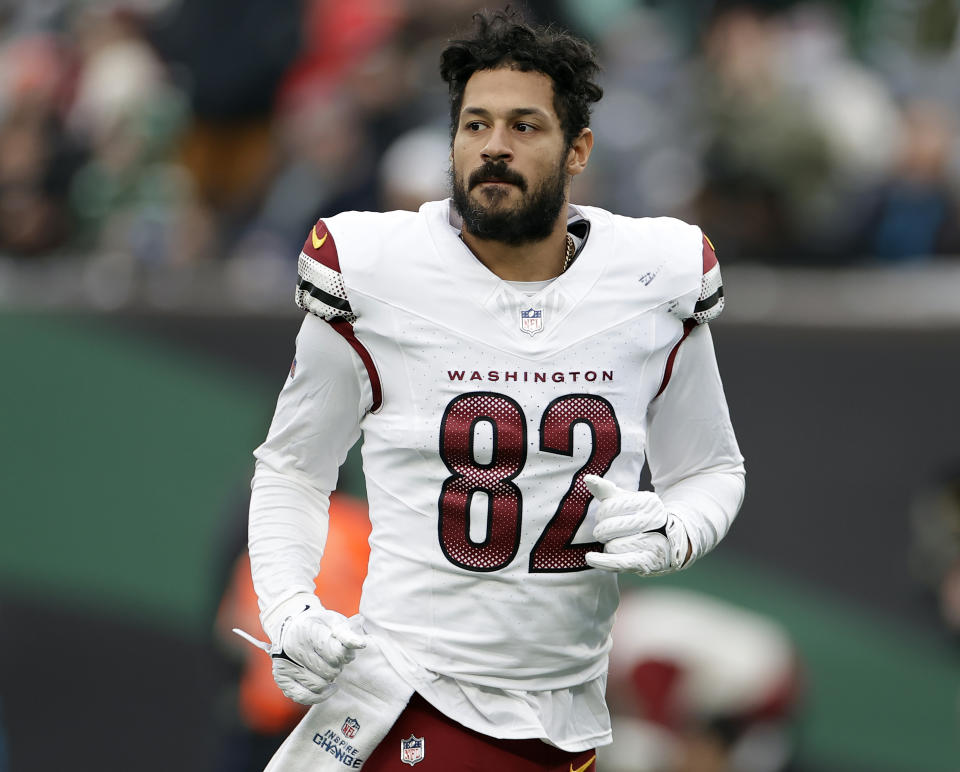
[252,199,743,749]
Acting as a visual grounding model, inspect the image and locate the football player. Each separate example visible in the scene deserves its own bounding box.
[244,10,745,771]
[602,588,801,772]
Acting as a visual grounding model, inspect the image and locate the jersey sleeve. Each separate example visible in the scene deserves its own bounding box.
[645,323,745,565]
[654,230,728,399]
[249,314,369,638]
[295,218,356,322]
[293,217,383,412]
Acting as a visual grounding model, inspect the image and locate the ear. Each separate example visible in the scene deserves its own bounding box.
[566,128,594,177]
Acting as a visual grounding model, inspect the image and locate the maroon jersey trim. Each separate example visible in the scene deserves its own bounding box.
[701,232,718,273]
[329,319,383,413]
[654,319,695,399]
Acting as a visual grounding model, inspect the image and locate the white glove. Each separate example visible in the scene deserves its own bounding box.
[234,603,367,705]
[583,474,690,575]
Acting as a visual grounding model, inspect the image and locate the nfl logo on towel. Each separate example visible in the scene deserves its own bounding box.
[520,308,543,336]
[400,734,425,766]
[341,717,359,739]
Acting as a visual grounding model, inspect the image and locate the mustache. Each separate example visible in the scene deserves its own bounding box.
[468,162,527,191]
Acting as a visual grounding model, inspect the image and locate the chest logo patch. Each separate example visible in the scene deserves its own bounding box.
[520,307,543,336]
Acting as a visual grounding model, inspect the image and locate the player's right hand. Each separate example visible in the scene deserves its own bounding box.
[269,605,367,704]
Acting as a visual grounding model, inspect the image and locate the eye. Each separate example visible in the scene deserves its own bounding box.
[465,121,485,132]
[515,122,535,133]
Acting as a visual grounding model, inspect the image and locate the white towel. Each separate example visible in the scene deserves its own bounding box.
[262,635,415,771]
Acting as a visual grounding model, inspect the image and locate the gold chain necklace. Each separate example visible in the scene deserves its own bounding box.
[562,234,575,272]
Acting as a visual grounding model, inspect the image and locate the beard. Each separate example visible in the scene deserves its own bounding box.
[450,156,568,246]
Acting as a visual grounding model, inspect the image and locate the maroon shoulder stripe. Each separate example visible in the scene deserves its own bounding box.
[302,219,341,272]
[654,319,695,398]
[329,319,383,412]
[701,232,717,273]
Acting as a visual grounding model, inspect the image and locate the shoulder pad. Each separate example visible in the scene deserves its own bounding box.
[294,219,356,322]
[689,233,724,325]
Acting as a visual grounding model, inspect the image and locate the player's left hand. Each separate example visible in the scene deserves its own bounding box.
[233,605,367,705]
[583,474,689,575]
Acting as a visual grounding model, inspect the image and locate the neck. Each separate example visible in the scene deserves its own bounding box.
[461,218,570,281]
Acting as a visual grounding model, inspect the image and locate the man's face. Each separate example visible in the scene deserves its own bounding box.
[450,67,570,246]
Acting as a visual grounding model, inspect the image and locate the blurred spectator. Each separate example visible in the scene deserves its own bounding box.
[692,4,833,263]
[782,4,901,185]
[909,466,960,638]
[378,124,450,211]
[277,0,405,110]
[583,6,702,219]
[846,98,960,262]
[771,3,906,262]
[863,0,960,101]
[235,92,374,262]
[226,2,463,264]
[66,5,203,264]
[0,33,82,255]
[601,588,802,772]
[146,0,300,259]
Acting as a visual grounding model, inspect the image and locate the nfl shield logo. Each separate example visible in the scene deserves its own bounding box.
[400,734,425,766]
[341,717,359,739]
[520,307,543,336]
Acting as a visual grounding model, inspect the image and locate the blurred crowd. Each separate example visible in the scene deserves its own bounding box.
[1,0,959,271]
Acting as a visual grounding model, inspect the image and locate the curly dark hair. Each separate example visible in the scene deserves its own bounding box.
[439,10,603,148]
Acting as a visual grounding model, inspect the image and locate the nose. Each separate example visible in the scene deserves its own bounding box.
[481,124,513,163]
